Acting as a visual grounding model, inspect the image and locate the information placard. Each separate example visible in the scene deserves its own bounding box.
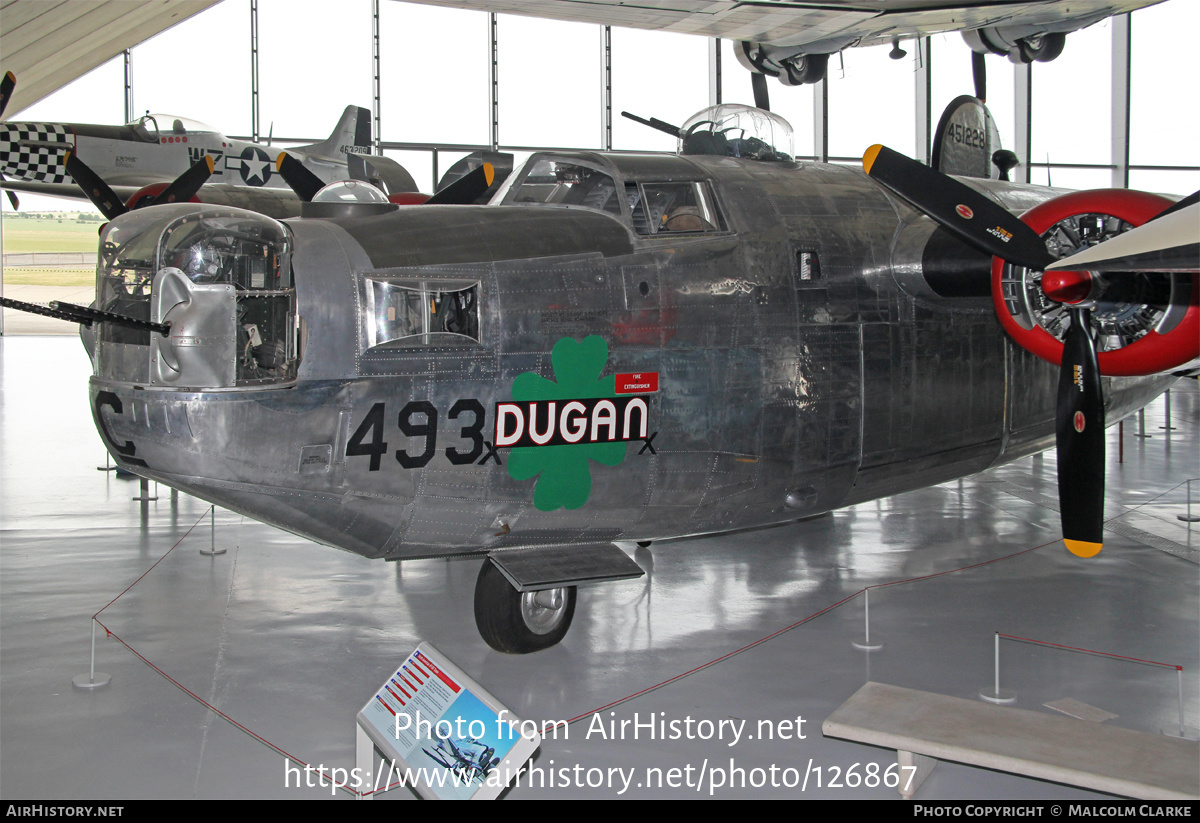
[357,643,539,800]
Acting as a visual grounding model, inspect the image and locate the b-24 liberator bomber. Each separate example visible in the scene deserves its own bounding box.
[12,103,1196,654]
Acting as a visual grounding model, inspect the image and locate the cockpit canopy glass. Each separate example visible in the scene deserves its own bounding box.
[679,104,794,162]
[157,207,292,289]
[498,157,623,217]
[128,114,216,141]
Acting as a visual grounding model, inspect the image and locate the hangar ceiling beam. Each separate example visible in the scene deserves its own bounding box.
[0,0,221,117]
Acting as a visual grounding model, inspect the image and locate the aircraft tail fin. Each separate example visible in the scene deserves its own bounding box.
[931,95,1010,180]
[298,105,372,158]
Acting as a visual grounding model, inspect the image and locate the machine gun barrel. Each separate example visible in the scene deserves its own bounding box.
[1,296,96,326]
[2,297,169,335]
[620,111,683,138]
[49,300,171,336]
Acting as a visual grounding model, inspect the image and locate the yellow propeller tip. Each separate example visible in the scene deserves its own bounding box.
[1065,539,1102,558]
[205,155,215,173]
[275,152,288,171]
[863,144,883,175]
[483,162,494,186]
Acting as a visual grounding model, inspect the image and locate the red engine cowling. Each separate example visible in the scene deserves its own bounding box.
[125,182,201,211]
[991,189,1199,376]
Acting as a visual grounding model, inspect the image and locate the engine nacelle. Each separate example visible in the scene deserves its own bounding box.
[992,189,1199,376]
[126,182,201,211]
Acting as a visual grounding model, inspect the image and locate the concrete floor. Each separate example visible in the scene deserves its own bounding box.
[1,334,1197,800]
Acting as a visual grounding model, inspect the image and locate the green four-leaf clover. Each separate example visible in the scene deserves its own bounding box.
[506,336,628,511]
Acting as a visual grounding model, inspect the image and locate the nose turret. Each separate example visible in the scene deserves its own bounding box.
[92,204,299,389]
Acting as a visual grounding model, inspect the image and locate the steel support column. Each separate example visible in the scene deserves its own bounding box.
[602,26,612,150]
[489,13,499,151]
[1111,14,1131,189]
[1014,61,1031,184]
[123,50,133,123]
[915,38,931,164]
[250,0,260,143]
[814,76,828,163]
[708,37,722,107]
[373,0,382,153]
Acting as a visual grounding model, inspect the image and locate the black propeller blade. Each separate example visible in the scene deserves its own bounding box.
[0,70,14,119]
[275,151,325,201]
[153,154,214,205]
[426,162,494,206]
[65,150,128,220]
[862,144,1118,556]
[66,151,214,219]
[863,144,1054,270]
[1056,308,1105,557]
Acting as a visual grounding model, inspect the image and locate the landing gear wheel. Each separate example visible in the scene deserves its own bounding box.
[778,53,828,86]
[473,560,576,654]
[1009,33,1066,64]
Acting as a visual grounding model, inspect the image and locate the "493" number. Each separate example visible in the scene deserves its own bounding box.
[346,400,500,470]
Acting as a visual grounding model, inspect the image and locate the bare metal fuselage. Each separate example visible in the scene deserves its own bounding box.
[88,152,1170,560]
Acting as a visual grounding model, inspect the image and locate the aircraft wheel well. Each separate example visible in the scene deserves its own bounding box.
[474,559,576,654]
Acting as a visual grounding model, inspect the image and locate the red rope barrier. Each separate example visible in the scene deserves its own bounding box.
[998,632,1182,671]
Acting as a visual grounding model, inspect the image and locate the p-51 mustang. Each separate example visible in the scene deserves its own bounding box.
[5,102,1196,654]
[0,72,418,218]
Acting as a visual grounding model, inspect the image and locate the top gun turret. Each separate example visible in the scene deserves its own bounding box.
[622,104,793,161]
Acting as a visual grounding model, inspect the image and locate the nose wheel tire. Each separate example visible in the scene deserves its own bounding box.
[474,559,576,654]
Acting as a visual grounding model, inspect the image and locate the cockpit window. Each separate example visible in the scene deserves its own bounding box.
[500,157,623,218]
[627,181,724,235]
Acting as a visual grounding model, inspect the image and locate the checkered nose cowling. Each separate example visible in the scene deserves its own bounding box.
[0,123,71,183]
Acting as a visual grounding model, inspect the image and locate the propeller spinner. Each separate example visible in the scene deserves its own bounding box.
[863,144,1199,557]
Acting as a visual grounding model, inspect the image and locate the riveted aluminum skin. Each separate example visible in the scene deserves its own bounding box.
[88,152,1175,561]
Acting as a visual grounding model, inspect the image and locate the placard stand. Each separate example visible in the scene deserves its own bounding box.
[355,642,540,800]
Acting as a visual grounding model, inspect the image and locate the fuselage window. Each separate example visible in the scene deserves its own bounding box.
[631,182,723,235]
[368,280,480,347]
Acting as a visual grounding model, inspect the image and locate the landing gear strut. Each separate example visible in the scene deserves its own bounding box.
[473,560,576,654]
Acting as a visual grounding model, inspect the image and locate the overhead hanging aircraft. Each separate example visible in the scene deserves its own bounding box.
[397,0,1165,84]
[0,71,419,219]
[2,97,1195,656]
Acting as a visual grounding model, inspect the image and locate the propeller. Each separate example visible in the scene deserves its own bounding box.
[863,144,1054,270]
[426,162,494,206]
[64,150,127,219]
[275,151,325,202]
[0,70,13,118]
[863,144,1197,557]
[65,150,214,220]
[1046,198,1199,273]
[276,151,492,205]
[1,71,20,209]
